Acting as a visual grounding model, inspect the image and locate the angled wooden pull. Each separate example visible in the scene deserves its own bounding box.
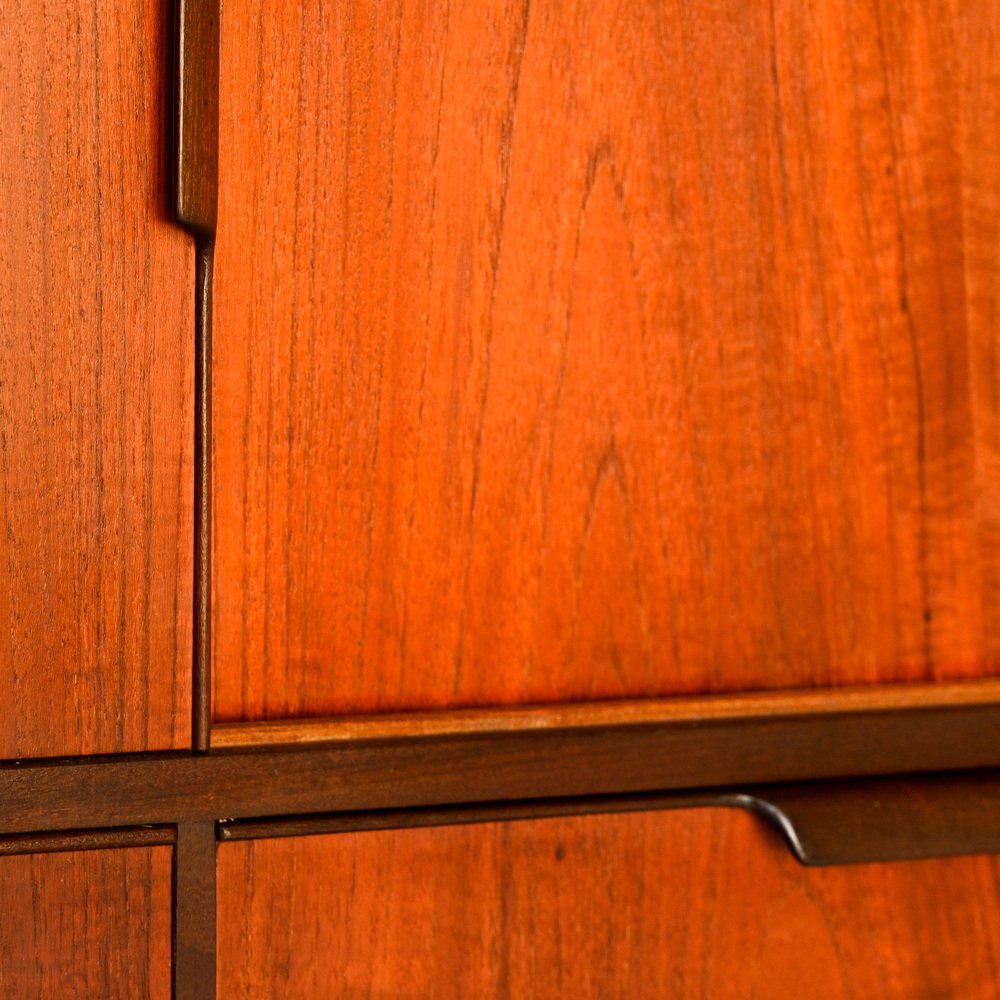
[174,0,219,239]
[743,771,1000,866]
[217,772,1000,868]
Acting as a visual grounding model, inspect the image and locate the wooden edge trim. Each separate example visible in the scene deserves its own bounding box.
[173,821,217,1000]
[211,678,1000,748]
[1,702,999,840]
[217,770,1000,867]
[0,825,174,858]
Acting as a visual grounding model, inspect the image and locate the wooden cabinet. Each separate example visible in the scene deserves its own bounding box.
[2,1,1000,997]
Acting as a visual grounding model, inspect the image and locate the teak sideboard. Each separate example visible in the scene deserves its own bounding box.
[3,1,1000,996]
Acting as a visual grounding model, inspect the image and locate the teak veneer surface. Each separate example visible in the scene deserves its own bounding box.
[214,0,1000,721]
[217,809,1000,999]
[0,846,172,999]
[0,0,194,756]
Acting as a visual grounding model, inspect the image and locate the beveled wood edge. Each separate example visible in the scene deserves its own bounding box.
[0,825,175,858]
[211,677,1000,747]
[216,770,1000,867]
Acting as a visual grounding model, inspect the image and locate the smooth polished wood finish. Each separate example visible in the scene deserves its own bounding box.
[217,810,1000,999]
[211,678,1000,747]
[214,0,1000,723]
[0,846,172,998]
[0,0,193,757]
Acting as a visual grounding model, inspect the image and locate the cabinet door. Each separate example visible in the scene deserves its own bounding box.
[0,846,172,998]
[217,809,1000,998]
[213,0,1000,723]
[0,0,193,756]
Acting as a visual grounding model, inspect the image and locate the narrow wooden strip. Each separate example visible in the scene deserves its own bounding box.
[211,679,1000,747]
[173,821,216,1000]
[0,701,998,838]
[192,242,214,752]
[0,826,174,857]
[216,792,726,842]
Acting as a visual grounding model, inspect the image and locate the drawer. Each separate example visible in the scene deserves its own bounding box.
[0,0,193,758]
[217,808,1000,999]
[0,844,172,998]
[211,0,1000,724]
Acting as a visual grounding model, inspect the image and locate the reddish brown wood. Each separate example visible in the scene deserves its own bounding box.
[0,0,193,756]
[0,846,172,998]
[217,810,1000,999]
[213,0,1000,723]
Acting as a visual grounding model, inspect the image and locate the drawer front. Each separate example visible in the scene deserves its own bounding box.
[0,846,172,999]
[0,0,194,757]
[213,0,1000,723]
[218,808,1000,999]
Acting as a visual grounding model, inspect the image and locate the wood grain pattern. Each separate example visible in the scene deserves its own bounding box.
[0,0,194,755]
[0,846,172,999]
[214,0,1000,722]
[217,809,1000,999]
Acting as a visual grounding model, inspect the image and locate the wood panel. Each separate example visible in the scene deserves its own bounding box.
[214,0,1000,721]
[0,0,194,755]
[217,809,1000,999]
[0,846,172,998]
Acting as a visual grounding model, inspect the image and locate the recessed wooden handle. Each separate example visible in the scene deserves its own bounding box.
[216,772,1000,867]
[744,771,1000,866]
[174,0,219,238]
